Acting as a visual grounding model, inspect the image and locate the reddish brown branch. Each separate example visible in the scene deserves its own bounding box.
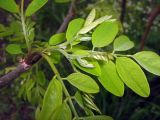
[0,0,77,88]
[56,0,76,33]
[0,64,31,88]
[140,5,160,51]
[0,52,41,88]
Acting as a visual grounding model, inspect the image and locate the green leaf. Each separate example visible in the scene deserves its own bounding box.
[50,51,61,64]
[114,35,134,51]
[84,9,96,26]
[37,71,46,86]
[73,59,101,76]
[49,33,65,45]
[10,21,22,33]
[6,44,22,54]
[133,51,160,76]
[0,30,13,37]
[98,61,124,96]
[92,21,118,47]
[116,57,150,97]
[82,115,113,120]
[0,0,19,13]
[67,73,99,93]
[39,79,62,120]
[51,102,72,120]
[66,18,84,41]
[0,24,5,32]
[55,0,71,3]
[25,0,48,16]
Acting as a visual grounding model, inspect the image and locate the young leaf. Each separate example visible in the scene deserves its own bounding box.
[49,33,65,45]
[0,0,19,13]
[6,44,22,54]
[25,0,48,16]
[66,18,84,41]
[79,37,92,41]
[82,115,113,120]
[113,35,134,51]
[116,57,150,97]
[98,61,124,96]
[133,51,160,76]
[66,73,99,93]
[94,15,113,25]
[75,91,85,109]
[77,58,95,68]
[92,21,118,47]
[73,59,101,76]
[51,102,72,120]
[83,94,101,113]
[78,15,113,35]
[78,22,99,35]
[84,9,96,26]
[39,79,62,120]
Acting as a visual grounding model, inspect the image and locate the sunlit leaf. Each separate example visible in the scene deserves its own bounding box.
[67,73,99,93]
[99,61,124,96]
[39,79,62,120]
[25,0,48,16]
[114,35,134,51]
[66,18,84,41]
[92,21,118,47]
[0,0,19,13]
[49,33,65,45]
[116,57,150,97]
[51,102,72,120]
[133,51,160,76]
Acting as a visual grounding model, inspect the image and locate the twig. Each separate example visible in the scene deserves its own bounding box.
[0,64,31,88]
[56,0,76,33]
[139,5,160,51]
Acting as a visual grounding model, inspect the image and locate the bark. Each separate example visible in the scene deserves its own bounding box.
[140,5,160,51]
